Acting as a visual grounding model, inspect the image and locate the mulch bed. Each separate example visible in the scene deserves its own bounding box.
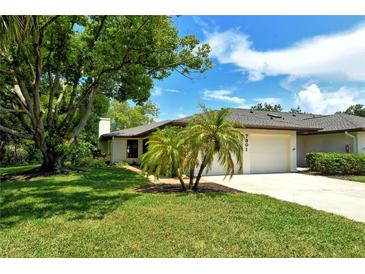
[0,167,83,182]
[135,182,243,194]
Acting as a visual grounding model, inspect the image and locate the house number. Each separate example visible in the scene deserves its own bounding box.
[244,134,249,152]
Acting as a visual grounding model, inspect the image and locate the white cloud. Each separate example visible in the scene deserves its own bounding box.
[152,87,181,96]
[296,84,365,114]
[205,24,365,82]
[202,89,246,104]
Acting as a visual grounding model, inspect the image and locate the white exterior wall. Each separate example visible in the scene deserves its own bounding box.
[297,132,356,166]
[109,137,146,164]
[355,132,365,154]
[201,154,242,176]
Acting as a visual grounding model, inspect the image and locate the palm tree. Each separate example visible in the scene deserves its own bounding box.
[141,106,244,192]
[141,126,187,190]
[0,16,34,46]
[185,106,244,191]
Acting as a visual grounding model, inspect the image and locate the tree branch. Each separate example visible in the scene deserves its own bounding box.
[53,80,66,122]
[47,70,60,131]
[41,16,59,31]
[98,16,152,77]
[58,80,98,132]
[69,86,97,144]
[0,105,26,113]
[0,124,33,139]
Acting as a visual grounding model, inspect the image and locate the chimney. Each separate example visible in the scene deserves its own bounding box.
[99,118,111,137]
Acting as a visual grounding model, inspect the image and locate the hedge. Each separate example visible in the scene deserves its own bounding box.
[74,157,108,168]
[305,152,365,175]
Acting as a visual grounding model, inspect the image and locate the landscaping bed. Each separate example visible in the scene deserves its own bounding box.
[135,182,242,193]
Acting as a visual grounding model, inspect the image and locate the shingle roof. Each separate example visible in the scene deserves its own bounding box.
[300,113,365,133]
[172,108,322,131]
[100,120,172,139]
[100,109,365,139]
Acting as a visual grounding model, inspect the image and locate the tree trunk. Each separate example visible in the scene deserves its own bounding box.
[178,176,187,191]
[188,166,194,190]
[40,149,64,172]
[192,156,207,192]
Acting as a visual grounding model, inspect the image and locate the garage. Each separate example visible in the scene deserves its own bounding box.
[204,155,241,176]
[249,134,291,173]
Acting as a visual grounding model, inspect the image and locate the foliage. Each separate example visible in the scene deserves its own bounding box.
[251,103,283,112]
[1,166,365,257]
[107,99,159,131]
[289,106,303,114]
[141,106,244,191]
[306,152,365,175]
[77,93,110,146]
[0,15,212,171]
[69,139,95,165]
[343,104,365,117]
[141,126,186,190]
[74,157,107,168]
[305,152,322,171]
[184,106,244,191]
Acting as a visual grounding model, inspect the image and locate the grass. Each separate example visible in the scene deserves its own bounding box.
[1,167,365,257]
[336,176,365,183]
[0,164,39,176]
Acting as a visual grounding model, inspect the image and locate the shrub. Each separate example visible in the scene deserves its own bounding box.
[70,140,94,165]
[306,152,365,175]
[75,157,107,168]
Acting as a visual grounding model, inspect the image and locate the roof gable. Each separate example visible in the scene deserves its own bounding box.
[100,120,172,139]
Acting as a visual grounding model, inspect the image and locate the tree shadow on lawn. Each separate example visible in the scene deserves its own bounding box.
[0,168,145,229]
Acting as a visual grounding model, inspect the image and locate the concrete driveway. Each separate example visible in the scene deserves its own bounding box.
[204,173,365,223]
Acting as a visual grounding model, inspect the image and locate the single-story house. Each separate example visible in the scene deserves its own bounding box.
[99,108,365,175]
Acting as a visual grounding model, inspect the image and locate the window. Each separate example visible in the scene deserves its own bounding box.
[127,140,138,158]
[143,139,149,154]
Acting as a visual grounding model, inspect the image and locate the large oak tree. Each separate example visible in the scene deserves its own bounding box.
[0,16,211,171]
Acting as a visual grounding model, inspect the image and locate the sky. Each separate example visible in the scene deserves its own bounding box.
[151,16,365,120]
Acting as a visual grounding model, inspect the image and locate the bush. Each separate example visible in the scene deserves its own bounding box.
[75,157,107,168]
[70,140,94,165]
[306,152,365,175]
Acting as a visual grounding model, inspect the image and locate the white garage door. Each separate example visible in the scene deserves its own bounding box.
[250,134,290,173]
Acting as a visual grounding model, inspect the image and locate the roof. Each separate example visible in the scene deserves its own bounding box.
[172,108,323,131]
[100,120,172,139]
[299,113,365,134]
[100,109,365,139]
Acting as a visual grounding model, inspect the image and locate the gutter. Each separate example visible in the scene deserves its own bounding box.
[345,131,357,153]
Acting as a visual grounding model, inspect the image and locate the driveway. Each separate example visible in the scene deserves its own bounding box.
[204,173,365,223]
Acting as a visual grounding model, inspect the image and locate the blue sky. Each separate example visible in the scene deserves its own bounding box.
[151,16,365,120]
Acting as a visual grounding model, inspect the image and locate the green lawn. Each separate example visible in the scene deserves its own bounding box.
[0,164,40,176]
[1,167,365,257]
[338,176,365,183]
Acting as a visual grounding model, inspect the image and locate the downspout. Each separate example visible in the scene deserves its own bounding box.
[111,136,114,162]
[345,131,357,153]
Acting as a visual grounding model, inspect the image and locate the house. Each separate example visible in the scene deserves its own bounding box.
[99,108,365,175]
